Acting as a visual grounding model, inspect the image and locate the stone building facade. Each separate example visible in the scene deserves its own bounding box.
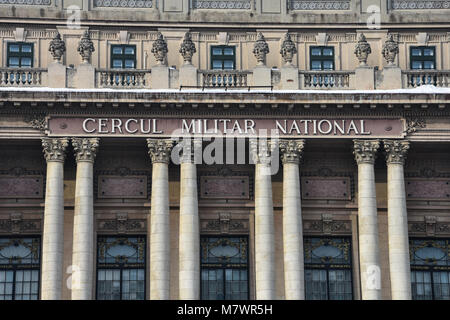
[0,1,449,300]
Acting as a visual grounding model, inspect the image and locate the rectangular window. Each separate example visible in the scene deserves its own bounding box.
[0,237,40,300]
[7,42,34,68]
[211,46,236,70]
[111,45,136,69]
[96,236,146,300]
[310,46,335,70]
[410,46,436,70]
[200,236,249,300]
[304,237,353,300]
[410,239,450,300]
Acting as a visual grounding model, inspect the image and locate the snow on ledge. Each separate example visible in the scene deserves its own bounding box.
[0,85,449,94]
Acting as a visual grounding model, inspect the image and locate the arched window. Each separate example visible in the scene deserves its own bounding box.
[96,236,146,300]
[410,239,450,300]
[0,237,40,300]
[200,236,249,300]
[304,237,353,300]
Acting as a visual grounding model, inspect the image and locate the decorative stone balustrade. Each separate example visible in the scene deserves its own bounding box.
[193,0,252,9]
[200,70,251,88]
[300,70,354,89]
[0,68,46,87]
[402,70,450,88]
[96,69,151,88]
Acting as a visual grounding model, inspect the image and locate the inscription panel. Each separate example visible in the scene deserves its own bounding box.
[406,178,450,200]
[301,177,351,200]
[0,176,43,199]
[200,176,250,199]
[98,176,148,199]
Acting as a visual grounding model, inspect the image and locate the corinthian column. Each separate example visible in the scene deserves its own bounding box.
[179,139,201,300]
[147,139,174,300]
[41,138,69,300]
[71,138,99,300]
[250,139,276,300]
[384,140,411,300]
[279,140,305,300]
[353,140,382,300]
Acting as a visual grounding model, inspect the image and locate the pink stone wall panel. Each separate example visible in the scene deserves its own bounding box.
[98,176,148,199]
[200,176,250,199]
[406,179,450,199]
[301,177,351,200]
[0,176,43,198]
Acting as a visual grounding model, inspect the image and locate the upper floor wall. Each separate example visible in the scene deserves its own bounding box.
[0,0,450,25]
[1,27,449,72]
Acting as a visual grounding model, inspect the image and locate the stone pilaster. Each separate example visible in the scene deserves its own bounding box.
[71,138,99,300]
[250,139,276,300]
[41,138,69,300]
[384,140,412,300]
[147,139,174,300]
[353,140,382,300]
[279,139,305,300]
[179,139,202,300]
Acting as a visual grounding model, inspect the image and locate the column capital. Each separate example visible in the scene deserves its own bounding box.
[72,138,100,162]
[353,139,380,164]
[42,138,69,162]
[279,139,305,165]
[384,140,410,165]
[180,138,202,164]
[250,139,277,165]
[147,139,175,164]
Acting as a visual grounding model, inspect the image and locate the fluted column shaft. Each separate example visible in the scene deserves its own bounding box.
[148,139,174,300]
[71,138,99,300]
[41,138,69,300]
[250,140,275,300]
[384,140,412,300]
[353,140,382,300]
[179,139,201,300]
[279,140,305,300]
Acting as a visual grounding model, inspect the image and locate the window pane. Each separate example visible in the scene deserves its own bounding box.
[323,61,334,70]
[9,45,20,52]
[113,60,123,68]
[311,48,322,56]
[113,47,123,54]
[423,61,435,69]
[212,60,222,69]
[125,60,135,68]
[411,48,422,56]
[223,60,234,69]
[423,48,434,56]
[311,61,322,70]
[21,45,32,53]
[124,47,135,55]
[212,48,223,55]
[9,57,20,67]
[412,61,423,70]
[21,58,32,67]
[323,48,333,56]
[223,48,234,55]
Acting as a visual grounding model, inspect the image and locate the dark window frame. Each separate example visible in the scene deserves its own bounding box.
[410,46,436,70]
[304,236,354,300]
[210,45,236,70]
[410,237,450,300]
[309,46,335,71]
[110,44,137,69]
[95,235,147,300]
[7,42,34,68]
[0,235,41,300]
[200,235,250,300]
